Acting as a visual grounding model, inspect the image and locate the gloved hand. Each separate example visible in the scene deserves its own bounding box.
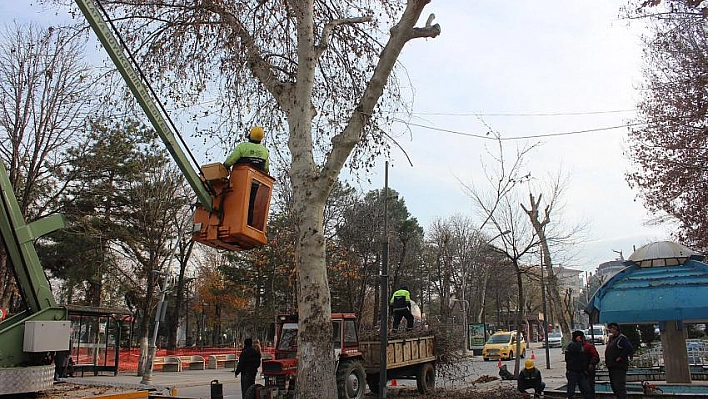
[234,370,240,377]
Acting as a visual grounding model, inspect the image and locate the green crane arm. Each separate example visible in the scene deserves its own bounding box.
[0,162,60,312]
[75,0,213,212]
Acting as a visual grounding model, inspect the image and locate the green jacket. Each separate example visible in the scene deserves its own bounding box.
[389,288,411,310]
[224,141,269,173]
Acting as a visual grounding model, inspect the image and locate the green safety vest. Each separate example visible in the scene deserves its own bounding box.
[224,141,270,173]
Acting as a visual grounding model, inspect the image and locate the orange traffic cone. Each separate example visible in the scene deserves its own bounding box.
[531,350,536,360]
[391,379,398,387]
[497,359,502,368]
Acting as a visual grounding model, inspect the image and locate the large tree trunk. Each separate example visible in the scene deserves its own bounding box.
[280,2,439,396]
[291,172,337,398]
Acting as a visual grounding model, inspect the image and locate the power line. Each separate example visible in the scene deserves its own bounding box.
[398,109,637,117]
[395,120,647,141]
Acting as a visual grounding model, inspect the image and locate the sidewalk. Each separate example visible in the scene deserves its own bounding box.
[65,343,569,394]
[64,368,246,396]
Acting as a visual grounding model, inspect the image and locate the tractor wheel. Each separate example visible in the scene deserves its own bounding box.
[244,384,264,399]
[416,363,436,394]
[336,360,366,399]
[366,373,380,394]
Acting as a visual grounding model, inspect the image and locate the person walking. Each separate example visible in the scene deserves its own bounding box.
[517,359,546,398]
[565,330,593,399]
[605,322,633,399]
[580,330,600,396]
[389,285,414,331]
[235,338,261,397]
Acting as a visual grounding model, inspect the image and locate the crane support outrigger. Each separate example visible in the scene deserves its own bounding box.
[0,0,273,394]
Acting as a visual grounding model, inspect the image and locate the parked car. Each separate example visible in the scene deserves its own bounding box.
[585,325,609,345]
[482,330,526,361]
[543,332,563,348]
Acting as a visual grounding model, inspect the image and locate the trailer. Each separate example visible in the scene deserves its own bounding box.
[252,315,437,398]
[359,335,437,394]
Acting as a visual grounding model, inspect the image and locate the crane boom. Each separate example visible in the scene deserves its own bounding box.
[75,0,213,212]
[0,3,273,391]
[74,0,274,252]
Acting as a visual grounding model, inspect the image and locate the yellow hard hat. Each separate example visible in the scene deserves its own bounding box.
[525,359,534,369]
[249,126,264,142]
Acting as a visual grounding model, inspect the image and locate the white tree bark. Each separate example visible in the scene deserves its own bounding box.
[284,2,440,396]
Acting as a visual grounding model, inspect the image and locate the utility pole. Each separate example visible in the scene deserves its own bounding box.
[541,247,550,369]
[378,162,390,399]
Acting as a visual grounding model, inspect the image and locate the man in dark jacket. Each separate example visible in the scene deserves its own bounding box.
[565,330,593,399]
[605,322,633,399]
[518,359,545,397]
[235,338,261,397]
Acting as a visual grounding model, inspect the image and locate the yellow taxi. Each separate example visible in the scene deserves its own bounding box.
[482,330,526,361]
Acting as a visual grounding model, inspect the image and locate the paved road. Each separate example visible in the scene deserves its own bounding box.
[68,342,586,398]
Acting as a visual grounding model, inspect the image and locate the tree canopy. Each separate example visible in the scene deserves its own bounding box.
[627,1,708,249]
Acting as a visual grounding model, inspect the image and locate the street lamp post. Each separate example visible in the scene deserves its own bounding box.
[541,251,550,369]
[201,302,207,351]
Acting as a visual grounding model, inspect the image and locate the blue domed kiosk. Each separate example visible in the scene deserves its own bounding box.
[585,241,708,383]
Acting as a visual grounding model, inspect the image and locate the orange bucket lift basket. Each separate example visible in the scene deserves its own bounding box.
[193,163,275,251]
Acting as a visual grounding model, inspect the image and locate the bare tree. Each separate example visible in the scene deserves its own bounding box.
[521,171,585,341]
[464,140,540,376]
[79,2,440,395]
[0,22,97,309]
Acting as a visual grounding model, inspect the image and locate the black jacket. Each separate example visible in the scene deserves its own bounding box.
[565,341,589,373]
[605,333,633,370]
[236,345,261,375]
[517,367,542,388]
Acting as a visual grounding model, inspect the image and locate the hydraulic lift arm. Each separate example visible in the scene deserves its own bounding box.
[75,0,213,212]
[75,0,274,251]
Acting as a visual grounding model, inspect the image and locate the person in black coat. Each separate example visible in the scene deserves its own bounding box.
[565,330,593,399]
[235,338,261,396]
[605,322,633,399]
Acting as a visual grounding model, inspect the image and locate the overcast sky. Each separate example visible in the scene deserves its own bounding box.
[356,1,672,272]
[2,1,673,272]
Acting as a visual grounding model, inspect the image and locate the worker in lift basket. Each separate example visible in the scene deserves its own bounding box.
[224,126,270,225]
[224,126,270,174]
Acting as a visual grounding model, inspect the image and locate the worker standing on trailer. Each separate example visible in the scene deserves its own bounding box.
[224,126,270,174]
[390,285,414,331]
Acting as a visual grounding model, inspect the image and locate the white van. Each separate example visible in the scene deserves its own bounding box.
[585,324,609,345]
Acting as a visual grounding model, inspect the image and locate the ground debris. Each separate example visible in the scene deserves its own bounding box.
[472,375,499,384]
[26,383,140,399]
[364,385,532,398]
